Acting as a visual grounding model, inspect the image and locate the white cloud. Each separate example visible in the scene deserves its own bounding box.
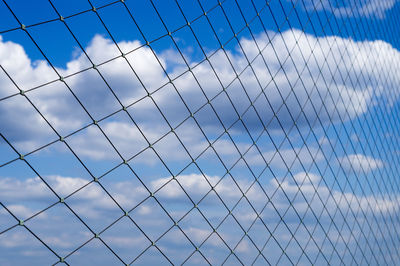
[2,205,46,220]
[1,29,399,264]
[246,146,324,169]
[1,171,397,225]
[270,171,399,217]
[0,170,395,228]
[339,154,384,173]
[0,230,36,248]
[102,235,146,247]
[293,171,321,185]
[1,172,398,264]
[0,176,52,201]
[183,227,211,244]
[304,0,398,19]
[152,173,246,202]
[1,30,400,161]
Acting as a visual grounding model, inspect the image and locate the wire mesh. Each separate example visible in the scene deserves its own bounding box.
[0,0,400,265]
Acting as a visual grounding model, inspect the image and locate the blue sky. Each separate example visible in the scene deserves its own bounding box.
[1,0,400,265]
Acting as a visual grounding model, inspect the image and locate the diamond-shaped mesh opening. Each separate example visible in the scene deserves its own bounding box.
[152,131,192,175]
[66,69,122,120]
[96,58,146,106]
[65,123,121,176]
[216,213,244,250]
[155,179,195,221]
[174,164,211,204]
[232,236,260,265]
[232,197,258,230]
[98,164,148,211]
[0,204,16,233]
[0,225,58,265]
[0,160,59,221]
[0,96,59,153]
[127,147,171,189]
[199,231,231,265]
[24,202,92,258]
[156,225,195,265]
[133,245,170,266]
[152,83,191,129]
[66,237,123,265]
[173,117,209,159]
[125,46,169,94]
[198,189,229,229]
[66,181,123,234]
[183,250,210,265]
[28,142,94,189]
[1,0,400,264]
[100,216,150,263]
[130,196,173,242]
[179,207,213,247]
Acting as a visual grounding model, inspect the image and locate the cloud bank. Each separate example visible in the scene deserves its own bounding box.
[1,30,400,160]
[1,172,399,265]
[1,28,400,265]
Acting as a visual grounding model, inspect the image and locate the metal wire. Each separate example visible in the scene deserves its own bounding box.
[0,0,400,265]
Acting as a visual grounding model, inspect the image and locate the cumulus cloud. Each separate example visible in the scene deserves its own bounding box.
[1,30,400,161]
[1,172,399,264]
[271,172,398,215]
[2,172,398,233]
[339,154,384,173]
[304,0,398,19]
[1,28,399,263]
[245,146,324,169]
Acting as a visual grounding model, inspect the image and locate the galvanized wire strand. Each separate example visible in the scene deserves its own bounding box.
[284,1,400,264]
[242,4,370,264]
[306,1,400,263]
[0,1,366,264]
[1,0,289,264]
[247,0,400,262]
[0,0,400,265]
[282,1,396,264]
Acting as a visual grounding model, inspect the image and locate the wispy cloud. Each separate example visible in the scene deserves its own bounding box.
[339,154,384,173]
[304,0,398,19]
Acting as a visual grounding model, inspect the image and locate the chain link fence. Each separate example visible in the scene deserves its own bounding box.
[1,0,400,265]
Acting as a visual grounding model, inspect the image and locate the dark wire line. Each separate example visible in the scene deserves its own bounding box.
[0,0,399,265]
